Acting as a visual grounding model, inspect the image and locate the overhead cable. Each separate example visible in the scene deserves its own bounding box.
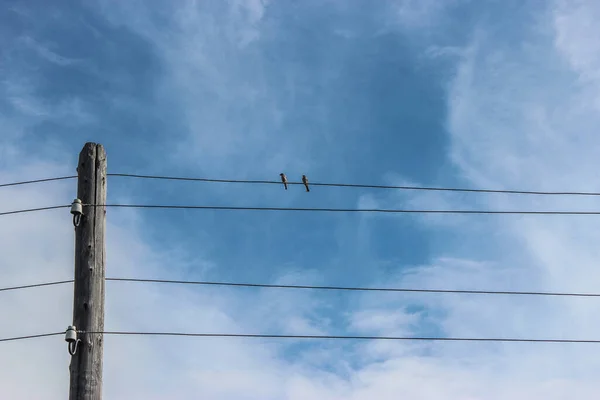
[107,173,600,196]
[106,277,600,298]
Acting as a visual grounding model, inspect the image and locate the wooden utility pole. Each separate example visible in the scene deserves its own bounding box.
[69,143,107,400]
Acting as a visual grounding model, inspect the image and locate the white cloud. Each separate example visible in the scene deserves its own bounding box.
[1,77,95,129]
[399,0,600,395]
[553,0,600,84]
[0,158,307,399]
[19,36,79,66]
[6,1,600,399]
[94,0,323,180]
[378,0,468,36]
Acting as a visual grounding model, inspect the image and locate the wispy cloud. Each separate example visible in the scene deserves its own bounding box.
[5,0,600,398]
[19,36,80,66]
[95,0,300,177]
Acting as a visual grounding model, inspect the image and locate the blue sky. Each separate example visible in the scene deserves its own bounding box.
[3,0,600,398]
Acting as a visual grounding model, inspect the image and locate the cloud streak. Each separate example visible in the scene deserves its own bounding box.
[4,0,600,399]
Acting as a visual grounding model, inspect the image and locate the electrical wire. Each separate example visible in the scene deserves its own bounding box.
[2,275,595,297]
[0,176,76,188]
[107,173,600,196]
[2,173,600,197]
[0,280,73,292]
[108,173,275,185]
[0,332,63,343]
[2,329,587,347]
[94,204,600,215]
[3,275,595,298]
[0,205,70,217]
[4,330,599,345]
[81,331,600,344]
[4,203,600,218]
[105,277,600,298]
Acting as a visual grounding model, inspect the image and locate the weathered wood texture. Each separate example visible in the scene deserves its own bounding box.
[69,143,106,400]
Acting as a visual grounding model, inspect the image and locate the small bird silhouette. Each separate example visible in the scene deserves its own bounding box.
[280,173,288,190]
[302,175,310,192]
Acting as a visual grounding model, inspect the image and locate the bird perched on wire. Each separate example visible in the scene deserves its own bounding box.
[280,173,288,190]
[302,175,310,192]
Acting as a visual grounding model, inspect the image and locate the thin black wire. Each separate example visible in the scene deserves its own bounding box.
[2,276,596,298]
[0,176,76,188]
[82,331,600,344]
[94,204,600,215]
[107,173,600,196]
[3,203,600,218]
[108,173,275,185]
[0,280,73,292]
[105,277,600,298]
[3,173,600,197]
[0,332,63,343]
[0,205,70,217]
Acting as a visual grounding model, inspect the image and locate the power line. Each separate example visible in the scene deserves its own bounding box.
[3,173,600,197]
[0,205,70,217]
[0,176,76,188]
[0,280,73,292]
[106,277,600,298]
[2,277,595,298]
[4,203,600,218]
[2,276,594,298]
[96,204,600,215]
[107,173,600,197]
[81,331,600,344]
[108,173,275,185]
[0,332,63,343]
